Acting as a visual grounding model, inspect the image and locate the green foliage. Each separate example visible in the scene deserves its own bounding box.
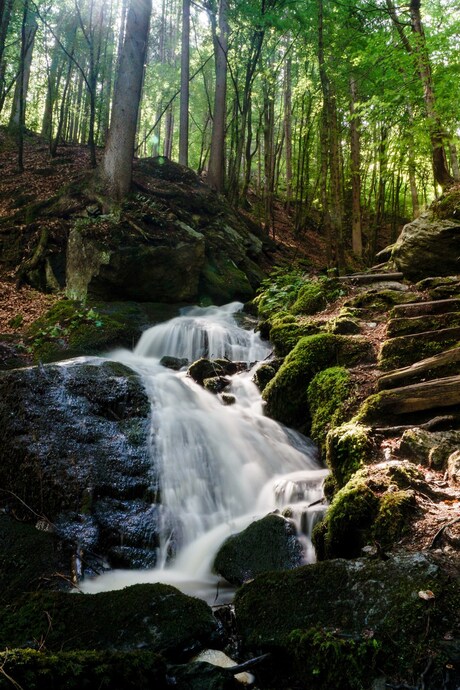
[253,269,305,320]
[307,367,352,450]
[290,277,344,316]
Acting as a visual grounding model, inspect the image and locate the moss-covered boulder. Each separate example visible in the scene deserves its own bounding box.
[269,318,323,357]
[399,427,460,470]
[346,289,420,312]
[213,514,304,586]
[0,584,222,658]
[312,462,420,560]
[379,329,460,371]
[0,649,168,690]
[307,367,353,451]
[325,422,371,488]
[26,299,181,363]
[188,358,225,385]
[234,553,460,689]
[0,360,156,573]
[262,334,373,431]
[290,277,343,316]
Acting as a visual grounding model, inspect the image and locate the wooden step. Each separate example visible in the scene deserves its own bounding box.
[387,311,460,338]
[391,298,460,318]
[378,347,460,390]
[379,326,460,371]
[338,272,404,284]
[361,375,460,423]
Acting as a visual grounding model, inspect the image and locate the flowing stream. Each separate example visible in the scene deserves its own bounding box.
[81,302,327,603]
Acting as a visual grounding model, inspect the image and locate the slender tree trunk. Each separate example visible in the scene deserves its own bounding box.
[0,0,13,111]
[51,47,75,157]
[284,52,293,212]
[101,0,152,199]
[207,0,229,192]
[449,142,460,182]
[349,75,362,257]
[9,1,37,128]
[179,0,190,166]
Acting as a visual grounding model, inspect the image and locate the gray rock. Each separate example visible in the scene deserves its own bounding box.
[391,211,460,281]
[447,450,460,483]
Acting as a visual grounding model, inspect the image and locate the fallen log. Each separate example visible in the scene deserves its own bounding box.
[360,374,460,422]
[379,326,460,371]
[387,311,460,338]
[338,272,404,284]
[378,347,460,390]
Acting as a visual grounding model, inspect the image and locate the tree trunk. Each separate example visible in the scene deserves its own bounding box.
[349,75,362,257]
[101,0,152,199]
[284,52,293,212]
[9,2,37,128]
[179,0,190,166]
[207,0,229,192]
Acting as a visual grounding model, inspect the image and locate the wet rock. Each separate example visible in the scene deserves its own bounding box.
[0,359,156,572]
[213,514,304,586]
[203,376,231,394]
[169,662,238,690]
[234,552,460,690]
[0,584,223,659]
[188,358,225,385]
[160,355,189,370]
[220,393,236,406]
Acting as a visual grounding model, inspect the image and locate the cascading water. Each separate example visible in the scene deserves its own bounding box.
[81,302,327,603]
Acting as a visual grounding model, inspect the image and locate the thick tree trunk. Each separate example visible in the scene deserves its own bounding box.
[207,0,229,192]
[101,0,152,199]
[179,0,190,166]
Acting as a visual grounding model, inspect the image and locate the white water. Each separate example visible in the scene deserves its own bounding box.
[81,302,327,603]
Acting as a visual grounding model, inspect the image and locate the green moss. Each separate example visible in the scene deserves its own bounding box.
[269,319,323,356]
[253,269,305,320]
[287,627,380,690]
[307,368,352,451]
[346,290,420,311]
[387,312,460,338]
[379,331,460,370]
[0,649,167,690]
[253,363,277,392]
[263,334,372,431]
[290,281,327,315]
[433,188,460,219]
[262,333,340,430]
[325,422,371,488]
[372,490,416,547]
[315,474,380,559]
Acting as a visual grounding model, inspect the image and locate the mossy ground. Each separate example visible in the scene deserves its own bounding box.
[307,367,352,451]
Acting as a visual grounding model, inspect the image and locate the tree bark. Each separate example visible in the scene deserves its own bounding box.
[207,0,229,192]
[349,75,362,257]
[101,0,152,199]
[9,2,37,128]
[179,0,190,166]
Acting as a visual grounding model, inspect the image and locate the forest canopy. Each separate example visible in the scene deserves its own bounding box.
[1,0,459,263]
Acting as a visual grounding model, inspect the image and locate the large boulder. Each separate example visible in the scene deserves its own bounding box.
[66,158,265,305]
[213,514,304,586]
[234,552,460,690]
[0,359,158,572]
[391,209,460,281]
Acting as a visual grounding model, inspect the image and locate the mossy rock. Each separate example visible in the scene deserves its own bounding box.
[325,422,371,488]
[313,462,421,560]
[387,311,460,338]
[417,276,460,300]
[252,362,277,392]
[307,368,352,451]
[263,334,373,431]
[234,552,460,689]
[290,277,344,316]
[269,319,323,357]
[188,358,225,385]
[327,316,361,335]
[346,289,420,312]
[213,514,304,586]
[0,584,221,658]
[399,427,460,469]
[200,256,254,304]
[203,376,230,394]
[0,649,168,690]
[0,516,71,606]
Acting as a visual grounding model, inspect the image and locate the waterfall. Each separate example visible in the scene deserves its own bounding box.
[81,302,327,602]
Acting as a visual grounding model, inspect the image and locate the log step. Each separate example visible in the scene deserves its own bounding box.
[361,374,460,423]
[379,326,460,371]
[387,311,460,338]
[338,272,404,284]
[391,298,460,318]
[378,346,460,390]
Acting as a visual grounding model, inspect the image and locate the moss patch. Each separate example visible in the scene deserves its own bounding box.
[0,649,167,690]
[269,318,323,357]
[325,422,371,488]
[379,330,460,371]
[307,367,352,451]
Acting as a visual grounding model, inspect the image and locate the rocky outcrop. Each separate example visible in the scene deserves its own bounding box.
[391,198,460,281]
[213,514,304,586]
[66,158,266,305]
[0,359,157,572]
[234,552,460,690]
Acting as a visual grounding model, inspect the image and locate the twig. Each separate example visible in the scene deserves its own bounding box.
[430,516,460,549]
[223,653,271,675]
[0,489,54,527]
